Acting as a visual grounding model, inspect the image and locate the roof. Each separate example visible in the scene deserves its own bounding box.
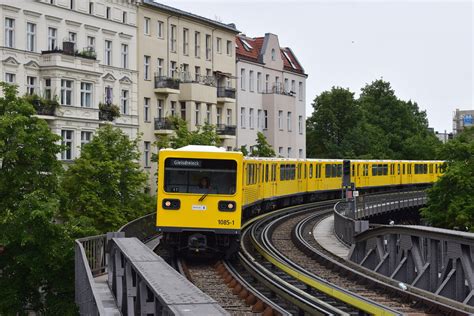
[175,145,227,152]
[236,35,305,75]
[143,0,239,33]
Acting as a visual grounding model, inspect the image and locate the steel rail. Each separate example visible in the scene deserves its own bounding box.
[294,212,473,316]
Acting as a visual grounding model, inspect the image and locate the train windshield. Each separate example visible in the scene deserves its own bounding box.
[163,158,237,195]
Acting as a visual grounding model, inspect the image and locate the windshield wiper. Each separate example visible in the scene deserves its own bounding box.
[199,192,209,202]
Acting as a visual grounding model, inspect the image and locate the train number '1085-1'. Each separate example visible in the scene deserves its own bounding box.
[218,219,235,226]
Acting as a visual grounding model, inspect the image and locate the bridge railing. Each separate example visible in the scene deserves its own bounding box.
[118,212,157,242]
[334,190,427,246]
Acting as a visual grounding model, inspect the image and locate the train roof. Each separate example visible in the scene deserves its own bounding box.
[170,145,228,152]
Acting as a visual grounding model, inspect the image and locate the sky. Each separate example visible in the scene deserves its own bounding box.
[157,0,473,133]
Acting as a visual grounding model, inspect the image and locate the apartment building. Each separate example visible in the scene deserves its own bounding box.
[453,108,474,135]
[137,0,239,192]
[0,0,139,161]
[236,33,307,158]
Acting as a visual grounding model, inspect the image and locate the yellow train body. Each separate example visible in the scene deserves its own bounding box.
[156,146,444,256]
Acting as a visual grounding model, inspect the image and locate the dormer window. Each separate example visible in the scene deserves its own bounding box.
[241,38,253,51]
[271,48,276,61]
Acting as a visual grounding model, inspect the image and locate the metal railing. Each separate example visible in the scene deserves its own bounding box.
[154,117,174,130]
[154,76,180,90]
[262,83,295,96]
[217,87,236,98]
[216,124,237,136]
[118,212,157,242]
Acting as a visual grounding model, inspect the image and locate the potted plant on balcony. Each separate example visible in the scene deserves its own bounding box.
[99,102,120,121]
[23,94,59,116]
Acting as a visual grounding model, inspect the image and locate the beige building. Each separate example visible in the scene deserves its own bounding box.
[137,0,239,192]
[0,0,140,161]
[235,33,307,158]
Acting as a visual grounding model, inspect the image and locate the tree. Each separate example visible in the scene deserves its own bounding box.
[421,127,474,231]
[250,132,276,157]
[0,82,62,214]
[61,124,154,233]
[306,87,360,158]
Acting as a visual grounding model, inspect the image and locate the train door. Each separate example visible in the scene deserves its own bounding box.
[257,163,263,201]
[297,163,304,193]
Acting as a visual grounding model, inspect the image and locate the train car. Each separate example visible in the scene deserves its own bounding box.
[157,146,243,257]
[156,145,444,258]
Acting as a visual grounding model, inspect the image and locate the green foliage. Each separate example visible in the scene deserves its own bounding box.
[98,102,121,121]
[23,93,59,115]
[0,82,62,215]
[421,127,474,231]
[154,116,221,152]
[238,145,249,156]
[61,124,154,233]
[306,80,441,159]
[250,132,276,157]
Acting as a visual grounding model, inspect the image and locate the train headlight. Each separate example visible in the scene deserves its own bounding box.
[162,199,180,210]
[218,201,236,212]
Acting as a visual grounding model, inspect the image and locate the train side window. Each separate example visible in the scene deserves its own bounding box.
[273,164,277,181]
[280,164,284,181]
[337,164,342,177]
[304,164,307,179]
[297,164,301,179]
[397,164,400,175]
[357,164,360,177]
[372,164,377,176]
[265,164,269,182]
[383,164,388,176]
[325,164,331,178]
[309,164,313,178]
[351,165,355,177]
[402,164,405,175]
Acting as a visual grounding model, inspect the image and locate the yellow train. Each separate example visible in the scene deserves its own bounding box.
[156,145,444,257]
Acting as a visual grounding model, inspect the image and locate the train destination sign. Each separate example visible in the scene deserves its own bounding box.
[169,159,202,168]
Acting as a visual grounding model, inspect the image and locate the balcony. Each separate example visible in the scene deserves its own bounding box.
[216,124,236,137]
[262,83,295,97]
[154,118,174,134]
[99,103,120,122]
[24,94,58,118]
[154,76,180,94]
[217,87,236,103]
[42,41,97,60]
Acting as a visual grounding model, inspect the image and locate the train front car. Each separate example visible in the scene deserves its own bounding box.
[157,146,243,258]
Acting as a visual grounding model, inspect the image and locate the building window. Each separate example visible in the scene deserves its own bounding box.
[216,37,222,53]
[61,130,74,160]
[284,78,289,93]
[26,22,36,52]
[87,36,95,49]
[206,68,212,77]
[278,147,283,157]
[106,7,111,19]
[206,104,211,123]
[157,21,163,38]
[271,48,276,61]
[144,141,150,167]
[249,70,254,92]
[144,17,150,35]
[170,61,177,78]
[195,66,201,81]
[80,82,93,107]
[226,108,232,125]
[180,102,186,120]
[288,147,292,158]
[157,99,163,118]
[291,80,296,93]
[183,28,189,55]
[157,58,163,77]
[298,115,303,134]
[68,31,77,45]
[264,110,268,129]
[26,76,36,95]
[121,44,128,68]
[144,97,150,122]
[195,31,200,57]
[240,69,245,91]
[278,110,283,130]
[298,82,303,101]
[287,112,292,131]
[171,101,176,116]
[205,34,212,60]
[4,73,15,84]
[89,2,94,14]
[299,149,303,158]
[121,89,129,114]
[226,40,232,56]
[195,103,200,125]
[44,78,52,100]
[70,0,74,9]
[265,74,270,92]
[249,108,254,129]
[122,11,127,24]
[257,72,262,93]
[240,107,245,128]
[81,131,92,147]
[4,18,14,48]
[217,107,222,124]
[182,63,189,80]
[144,55,150,80]
[170,24,176,52]
[61,79,73,105]
[48,27,57,50]
[257,109,262,130]
[104,86,113,104]
[104,40,112,66]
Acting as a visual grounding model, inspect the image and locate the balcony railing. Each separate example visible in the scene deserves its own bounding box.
[216,124,236,136]
[217,87,236,99]
[154,118,174,130]
[154,76,180,90]
[41,43,97,60]
[262,83,295,96]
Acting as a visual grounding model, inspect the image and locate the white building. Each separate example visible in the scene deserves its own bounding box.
[0,0,139,161]
[236,33,307,158]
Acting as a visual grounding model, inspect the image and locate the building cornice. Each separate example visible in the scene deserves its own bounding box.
[45,15,62,23]
[65,20,82,27]
[1,4,20,13]
[24,10,42,18]
[84,24,100,32]
[102,29,117,36]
